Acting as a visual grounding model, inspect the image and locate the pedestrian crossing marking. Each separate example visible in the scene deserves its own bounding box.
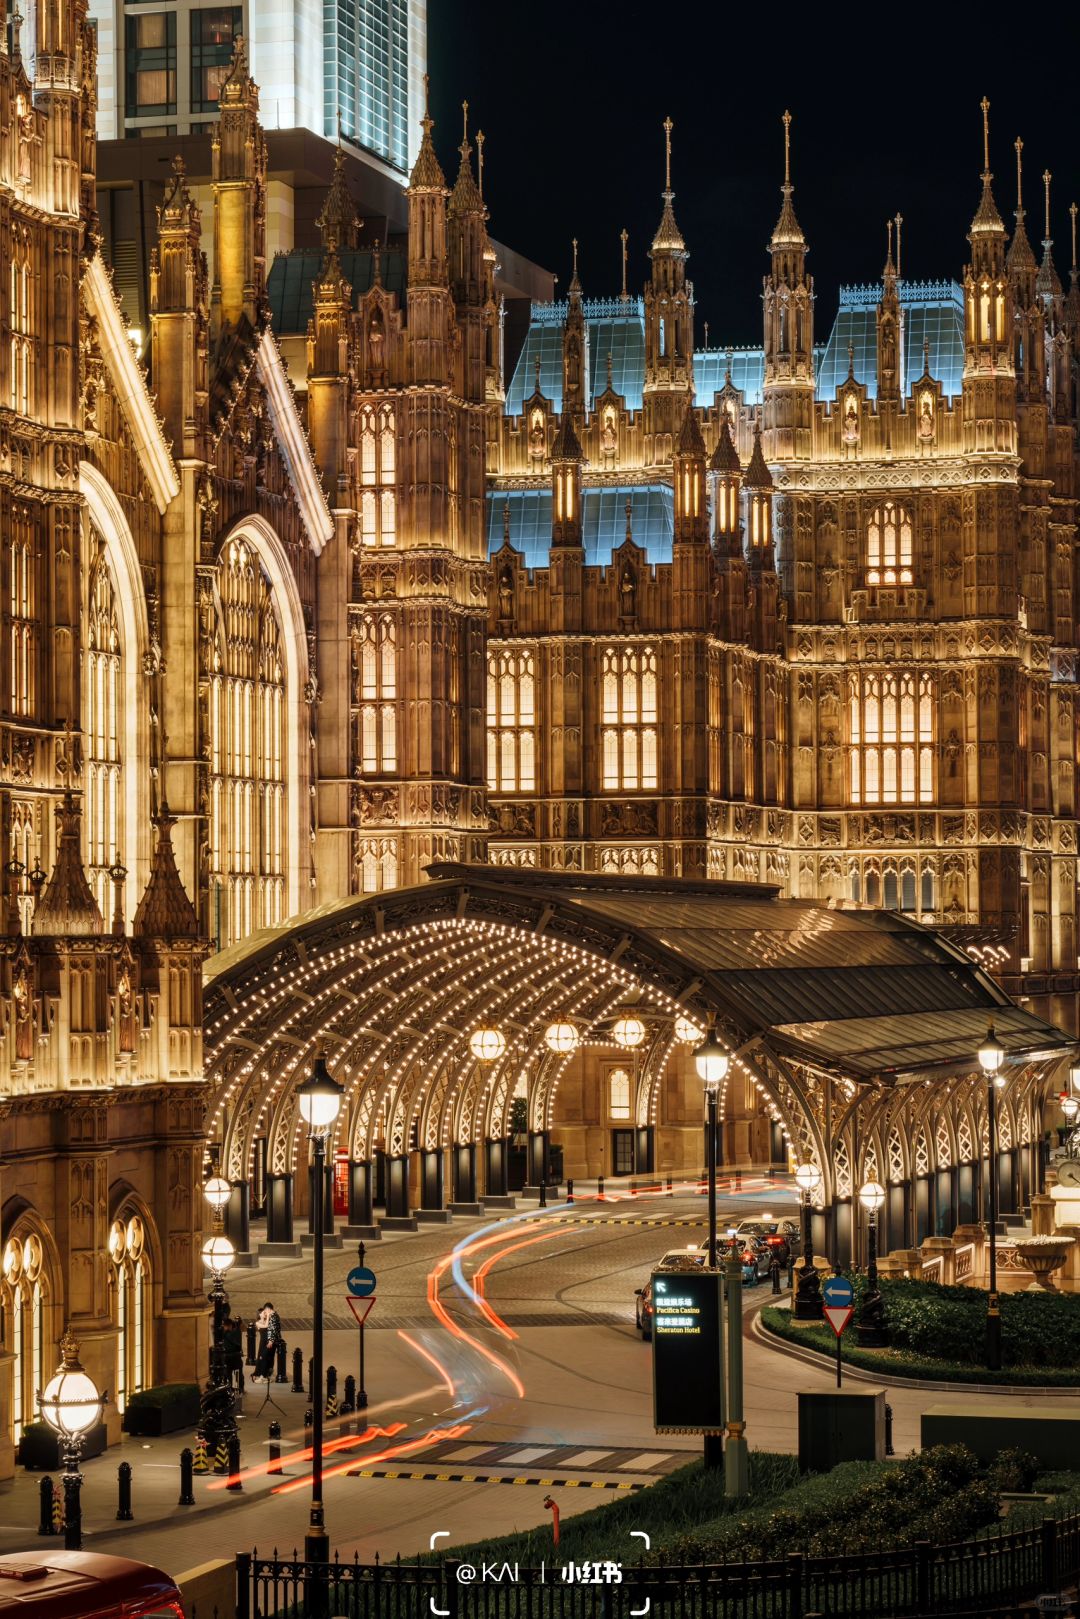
[345,1468,643,1490]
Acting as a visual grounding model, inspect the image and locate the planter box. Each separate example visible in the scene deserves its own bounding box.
[122,1384,201,1437]
[19,1421,107,1470]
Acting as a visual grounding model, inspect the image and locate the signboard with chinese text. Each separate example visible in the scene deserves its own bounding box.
[650,1269,725,1434]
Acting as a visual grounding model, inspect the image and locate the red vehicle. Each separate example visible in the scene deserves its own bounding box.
[0,1552,182,1618]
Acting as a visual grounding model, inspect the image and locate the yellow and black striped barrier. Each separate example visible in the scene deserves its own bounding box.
[346,1468,643,1490]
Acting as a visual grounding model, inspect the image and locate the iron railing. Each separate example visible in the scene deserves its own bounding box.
[236,1510,1079,1618]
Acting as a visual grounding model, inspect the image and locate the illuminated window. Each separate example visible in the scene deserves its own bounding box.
[324,0,409,172]
[601,645,658,791]
[2,1232,47,1443]
[85,535,123,919]
[486,647,537,793]
[358,836,399,893]
[865,501,913,586]
[9,502,36,716]
[209,538,287,945]
[109,1216,150,1414]
[125,12,176,115]
[9,227,30,414]
[358,404,397,546]
[850,672,933,806]
[600,847,660,877]
[357,613,397,773]
[608,1068,632,1121]
[190,7,241,111]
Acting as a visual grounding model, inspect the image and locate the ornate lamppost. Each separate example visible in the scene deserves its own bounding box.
[298,1051,344,1563]
[200,1174,237,1468]
[856,1179,888,1347]
[694,1028,729,1472]
[38,1331,104,1550]
[793,1162,823,1320]
[978,1022,1006,1371]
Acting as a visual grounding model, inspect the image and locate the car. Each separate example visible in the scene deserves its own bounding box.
[731,1216,802,1268]
[634,1248,706,1338]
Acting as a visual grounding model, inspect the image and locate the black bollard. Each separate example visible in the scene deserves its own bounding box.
[342,1375,356,1414]
[326,1365,338,1400]
[178,1448,195,1506]
[245,1321,257,1366]
[735,1168,743,1191]
[304,1406,313,1430]
[539,1180,548,1208]
[566,1177,574,1204]
[275,1339,288,1383]
[667,1175,673,1195]
[885,1402,895,1456]
[38,1476,54,1536]
[598,1175,605,1200]
[268,1421,281,1476]
[307,1356,314,1400]
[787,1258,795,1291]
[116,1461,134,1521]
[226,1433,243,1492]
[291,1346,304,1393]
[771,1258,781,1296]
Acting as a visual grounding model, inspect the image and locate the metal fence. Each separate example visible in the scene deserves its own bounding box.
[237,1512,1079,1619]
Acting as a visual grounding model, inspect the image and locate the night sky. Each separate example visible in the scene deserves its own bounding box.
[431,3,1079,346]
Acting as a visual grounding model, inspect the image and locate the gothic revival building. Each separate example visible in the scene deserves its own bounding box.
[2,0,1079,1466]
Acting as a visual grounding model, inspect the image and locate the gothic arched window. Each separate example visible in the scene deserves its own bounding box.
[357,613,397,774]
[486,647,537,792]
[866,501,913,586]
[85,534,124,919]
[109,1215,151,1414]
[850,672,933,806]
[209,537,287,945]
[608,1068,632,1120]
[358,403,397,546]
[601,645,658,792]
[2,1232,48,1445]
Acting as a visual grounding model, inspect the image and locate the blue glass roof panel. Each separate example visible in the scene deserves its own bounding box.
[505,298,646,414]
[816,280,964,401]
[488,483,674,568]
[693,348,766,404]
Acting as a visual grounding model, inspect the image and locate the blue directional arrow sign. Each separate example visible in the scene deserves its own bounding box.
[822,1275,854,1310]
[347,1265,377,1298]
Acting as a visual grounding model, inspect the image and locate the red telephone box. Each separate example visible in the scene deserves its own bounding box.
[333,1152,349,1217]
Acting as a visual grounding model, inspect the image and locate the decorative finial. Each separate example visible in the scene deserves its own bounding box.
[1043,169,1052,244]
[422,72,432,133]
[534,355,542,393]
[847,342,855,376]
[607,351,613,389]
[11,0,22,58]
[503,500,511,543]
[704,320,709,349]
[980,96,991,180]
[782,109,792,193]
[1071,201,1078,273]
[572,237,578,277]
[620,228,628,300]
[476,129,485,199]
[461,99,469,149]
[895,212,903,279]
[625,497,633,542]
[663,117,673,194]
[1015,137,1024,213]
[923,336,930,372]
[886,217,893,270]
[726,346,733,383]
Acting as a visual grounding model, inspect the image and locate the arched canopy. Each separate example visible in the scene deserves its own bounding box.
[203,865,1072,1196]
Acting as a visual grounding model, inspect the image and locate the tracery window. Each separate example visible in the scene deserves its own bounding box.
[358,836,399,894]
[209,538,287,945]
[358,613,397,773]
[608,1068,632,1121]
[866,501,913,585]
[359,403,397,546]
[486,647,536,793]
[936,1117,952,1169]
[849,672,933,806]
[9,227,30,415]
[2,1233,47,1444]
[109,1216,150,1414]
[85,536,123,919]
[601,645,657,791]
[600,846,660,877]
[10,502,36,717]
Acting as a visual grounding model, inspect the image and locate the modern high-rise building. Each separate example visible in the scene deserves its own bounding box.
[89,0,425,170]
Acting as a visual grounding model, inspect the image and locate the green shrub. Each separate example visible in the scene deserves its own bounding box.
[125,1382,200,1409]
[988,1449,1041,1493]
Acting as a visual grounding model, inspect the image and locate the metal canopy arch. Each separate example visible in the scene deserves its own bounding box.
[202,865,1073,1196]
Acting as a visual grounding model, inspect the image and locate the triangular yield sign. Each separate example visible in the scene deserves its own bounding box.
[823,1304,853,1338]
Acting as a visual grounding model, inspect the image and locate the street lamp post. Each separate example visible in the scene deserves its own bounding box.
[200,1175,237,1468]
[694,1029,729,1470]
[38,1331,104,1550]
[723,1229,749,1497]
[978,1023,1006,1373]
[856,1180,888,1347]
[793,1163,823,1320]
[298,1051,344,1564]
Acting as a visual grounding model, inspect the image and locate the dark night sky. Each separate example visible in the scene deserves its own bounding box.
[430,3,1079,346]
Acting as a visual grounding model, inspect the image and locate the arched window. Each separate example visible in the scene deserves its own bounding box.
[486,647,537,792]
[357,613,397,774]
[109,1215,151,1413]
[358,404,397,545]
[600,645,658,791]
[866,501,913,586]
[209,537,287,945]
[2,1232,48,1444]
[850,672,933,806]
[901,868,917,912]
[9,225,31,415]
[85,533,124,919]
[921,869,935,913]
[9,500,36,718]
[608,1068,632,1120]
[883,870,899,910]
[358,836,399,894]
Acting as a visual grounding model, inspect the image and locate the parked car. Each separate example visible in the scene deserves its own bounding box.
[732,1216,802,1268]
[634,1248,706,1339]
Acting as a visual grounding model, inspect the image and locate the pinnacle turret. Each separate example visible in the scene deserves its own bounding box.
[709,414,741,474]
[317,145,361,253]
[1036,168,1063,302]
[770,110,805,250]
[409,74,448,193]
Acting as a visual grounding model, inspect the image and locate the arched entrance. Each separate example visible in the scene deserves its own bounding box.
[203,865,1072,1260]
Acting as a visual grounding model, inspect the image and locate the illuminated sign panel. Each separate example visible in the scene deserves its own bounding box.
[651,1269,725,1434]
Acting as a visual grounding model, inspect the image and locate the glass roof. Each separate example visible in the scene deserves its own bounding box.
[693,348,766,404]
[505,298,646,415]
[816,280,965,401]
[266,248,407,335]
[488,483,674,568]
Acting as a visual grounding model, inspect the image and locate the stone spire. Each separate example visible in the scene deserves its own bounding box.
[409,72,448,193]
[31,794,103,937]
[651,117,686,254]
[448,100,484,217]
[1006,137,1037,280]
[709,413,741,475]
[969,98,1005,264]
[317,144,360,254]
[745,425,774,491]
[133,807,201,939]
[1036,168,1063,303]
[769,109,806,251]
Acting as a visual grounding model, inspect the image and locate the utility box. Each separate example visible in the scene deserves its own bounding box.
[797,1388,887,1472]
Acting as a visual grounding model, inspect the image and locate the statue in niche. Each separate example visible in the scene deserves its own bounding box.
[620,564,636,620]
[601,406,617,455]
[529,408,545,459]
[368,306,385,375]
[880,316,896,382]
[918,390,935,441]
[842,392,859,444]
[498,565,514,621]
[566,338,580,393]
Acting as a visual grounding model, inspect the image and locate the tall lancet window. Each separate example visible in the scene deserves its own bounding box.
[486,647,537,792]
[209,537,287,946]
[359,403,397,546]
[358,612,397,773]
[85,533,124,920]
[866,501,913,586]
[601,645,658,791]
[850,672,933,806]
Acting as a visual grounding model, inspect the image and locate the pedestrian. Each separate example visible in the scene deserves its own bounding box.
[223,1313,244,1393]
[255,1301,282,1380]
